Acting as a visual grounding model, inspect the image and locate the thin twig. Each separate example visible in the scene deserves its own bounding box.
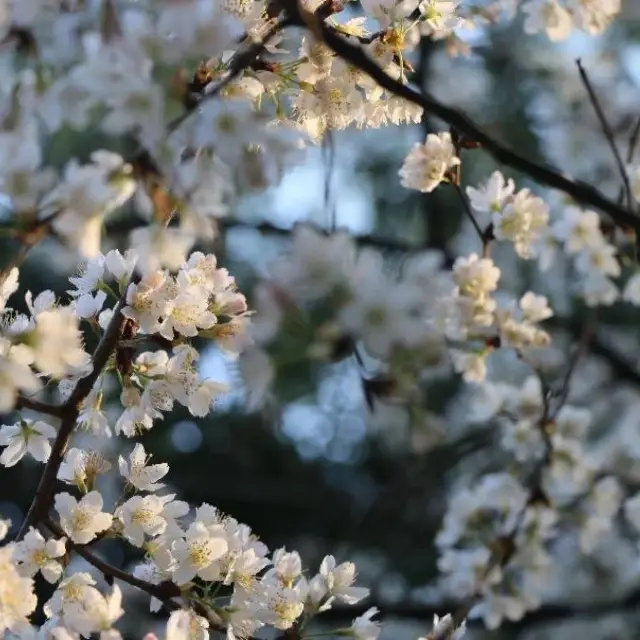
[549,309,597,419]
[453,183,483,241]
[617,114,640,206]
[576,59,633,210]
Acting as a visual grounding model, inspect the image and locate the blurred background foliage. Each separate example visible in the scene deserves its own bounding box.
[3,2,640,638]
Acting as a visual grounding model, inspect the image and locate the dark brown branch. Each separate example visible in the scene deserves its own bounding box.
[15,394,64,418]
[279,4,640,233]
[44,518,182,604]
[16,277,134,540]
[576,59,633,211]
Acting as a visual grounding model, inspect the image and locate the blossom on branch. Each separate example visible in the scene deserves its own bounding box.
[399,132,460,193]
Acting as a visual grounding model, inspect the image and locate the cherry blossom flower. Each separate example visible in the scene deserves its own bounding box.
[0,419,56,467]
[348,607,381,640]
[45,152,136,258]
[118,444,169,492]
[0,339,42,412]
[58,448,112,492]
[54,491,113,544]
[522,0,573,41]
[309,556,370,608]
[116,495,167,547]
[14,528,66,584]
[466,171,515,212]
[399,132,460,193]
[419,613,466,640]
[166,609,209,640]
[44,572,98,620]
[0,541,37,636]
[64,585,123,638]
[170,521,229,585]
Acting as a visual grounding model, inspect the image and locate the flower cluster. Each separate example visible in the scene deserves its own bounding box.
[1,423,469,640]
[399,132,460,193]
[0,0,631,638]
[522,0,621,41]
[435,369,628,627]
[467,171,550,259]
[242,224,455,410]
[0,243,470,638]
[437,473,556,629]
[0,268,88,411]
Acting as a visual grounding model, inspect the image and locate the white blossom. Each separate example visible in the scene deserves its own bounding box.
[467,171,515,212]
[14,528,66,584]
[44,573,98,620]
[0,542,37,636]
[419,613,466,640]
[118,443,169,492]
[452,254,500,298]
[45,152,136,258]
[64,585,123,638]
[522,0,573,41]
[58,448,112,491]
[117,495,167,547]
[171,521,229,585]
[165,609,209,640]
[348,607,381,640]
[0,419,56,467]
[309,555,369,608]
[399,132,460,193]
[54,491,113,544]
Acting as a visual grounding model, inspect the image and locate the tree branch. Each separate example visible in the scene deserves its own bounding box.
[280,5,640,233]
[43,518,275,638]
[44,518,182,604]
[15,393,64,418]
[16,276,134,540]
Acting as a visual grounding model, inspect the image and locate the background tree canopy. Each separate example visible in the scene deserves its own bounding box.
[3,1,640,639]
